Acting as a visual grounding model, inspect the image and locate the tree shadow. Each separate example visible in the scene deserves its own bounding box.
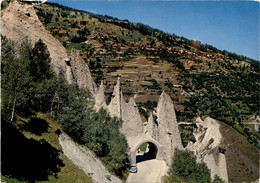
[2,121,65,183]
[20,117,49,136]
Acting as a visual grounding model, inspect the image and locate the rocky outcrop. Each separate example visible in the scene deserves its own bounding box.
[146,112,159,141]
[107,77,122,118]
[69,49,97,94]
[1,1,100,94]
[107,78,183,167]
[94,81,107,110]
[174,116,258,183]
[186,117,228,182]
[107,77,144,148]
[153,92,183,164]
[146,92,183,165]
[59,132,121,183]
[121,97,144,144]
[1,1,73,83]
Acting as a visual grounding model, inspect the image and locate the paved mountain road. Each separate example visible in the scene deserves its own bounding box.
[126,159,167,183]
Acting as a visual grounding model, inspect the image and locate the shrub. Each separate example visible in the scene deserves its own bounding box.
[164,149,211,183]
[138,107,149,120]
[137,101,158,110]
[212,175,225,183]
[55,79,129,178]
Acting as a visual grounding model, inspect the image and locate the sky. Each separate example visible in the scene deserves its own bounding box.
[48,0,259,61]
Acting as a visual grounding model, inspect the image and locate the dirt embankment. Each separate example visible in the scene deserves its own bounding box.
[1,1,69,75]
[59,132,122,183]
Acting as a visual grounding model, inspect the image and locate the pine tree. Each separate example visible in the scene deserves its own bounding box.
[29,39,55,112]
[29,39,53,82]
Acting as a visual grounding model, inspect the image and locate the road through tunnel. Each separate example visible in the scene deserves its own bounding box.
[130,141,159,165]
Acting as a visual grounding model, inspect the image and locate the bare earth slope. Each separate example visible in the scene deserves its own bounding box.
[59,132,121,183]
[219,121,259,183]
[1,1,70,76]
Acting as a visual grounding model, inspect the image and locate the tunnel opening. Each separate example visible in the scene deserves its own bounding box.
[136,142,158,164]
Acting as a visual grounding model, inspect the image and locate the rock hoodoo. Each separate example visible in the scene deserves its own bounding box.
[186,117,229,182]
[94,81,107,110]
[3,2,258,183]
[107,77,123,118]
[155,92,184,164]
[146,112,159,141]
[107,77,144,148]
[121,97,144,140]
[69,49,97,94]
[105,78,183,166]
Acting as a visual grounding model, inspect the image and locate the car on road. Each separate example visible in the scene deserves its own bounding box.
[129,165,138,173]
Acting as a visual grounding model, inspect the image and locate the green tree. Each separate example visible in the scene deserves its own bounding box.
[32,78,56,112]
[50,72,69,117]
[2,38,56,119]
[164,149,211,183]
[212,175,225,183]
[1,37,130,179]
[29,39,53,82]
[29,39,56,112]
[55,81,129,178]
[1,39,34,121]
[58,83,94,143]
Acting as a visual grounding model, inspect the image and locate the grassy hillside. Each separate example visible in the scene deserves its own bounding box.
[33,2,260,148]
[2,113,93,183]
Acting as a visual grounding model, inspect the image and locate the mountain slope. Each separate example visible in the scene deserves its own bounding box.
[1,1,129,181]
[1,1,259,183]
[1,0,99,94]
[1,0,69,75]
[32,1,260,148]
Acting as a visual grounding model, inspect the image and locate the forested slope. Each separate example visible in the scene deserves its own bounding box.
[1,37,129,181]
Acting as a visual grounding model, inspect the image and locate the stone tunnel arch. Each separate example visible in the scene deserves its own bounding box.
[130,139,161,166]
